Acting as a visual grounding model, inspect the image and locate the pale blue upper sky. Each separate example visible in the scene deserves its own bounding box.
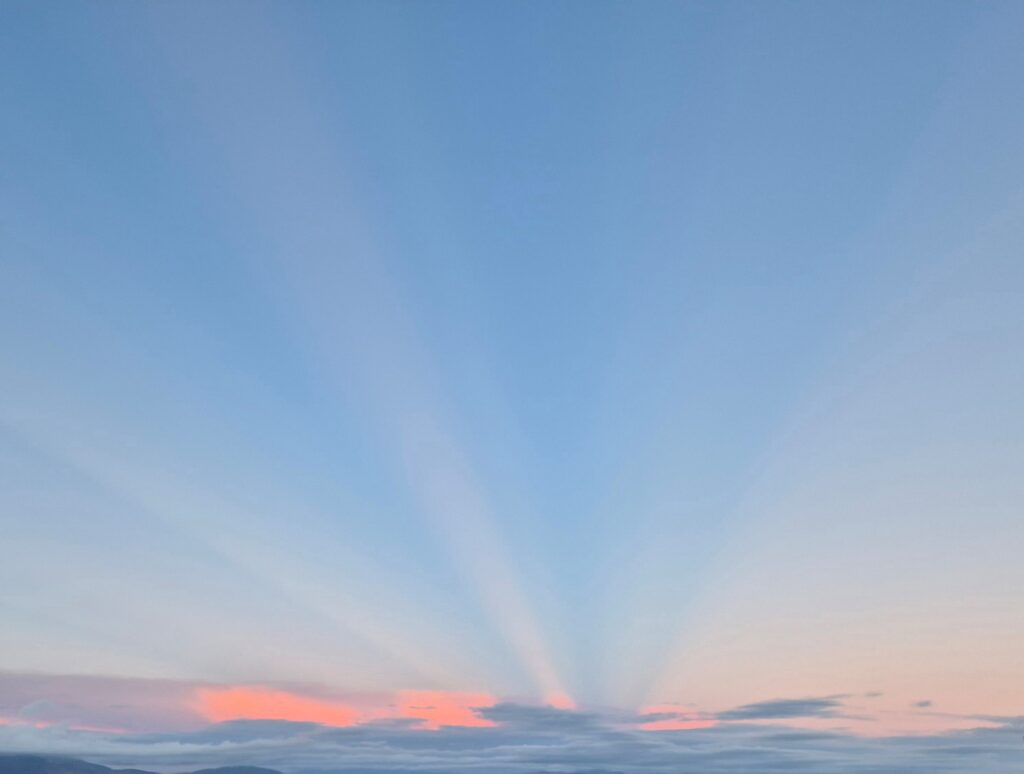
[1,0,1023,723]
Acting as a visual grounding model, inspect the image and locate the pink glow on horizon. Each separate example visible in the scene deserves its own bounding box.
[0,715,129,734]
[0,715,50,729]
[638,704,717,731]
[396,690,496,729]
[196,687,360,727]
[546,691,576,710]
[194,686,497,730]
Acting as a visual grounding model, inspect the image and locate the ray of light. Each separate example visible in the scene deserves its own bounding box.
[644,200,1024,729]
[131,4,570,703]
[640,8,1024,717]
[0,279,472,691]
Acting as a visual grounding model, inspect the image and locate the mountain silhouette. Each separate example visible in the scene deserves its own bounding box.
[0,756,282,774]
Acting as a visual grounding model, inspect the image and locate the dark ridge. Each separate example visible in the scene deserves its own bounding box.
[0,756,283,774]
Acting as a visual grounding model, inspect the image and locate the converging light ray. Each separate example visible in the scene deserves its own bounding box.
[1,1,1022,762]
[126,4,570,704]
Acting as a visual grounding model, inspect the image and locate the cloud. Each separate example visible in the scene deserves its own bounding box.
[715,695,849,721]
[1,676,1019,773]
[0,674,496,734]
[636,704,715,731]
[0,672,204,734]
[196,688,360,728]
[478,702,605,731]
[1,702,1021,774]
[394,691,495,729]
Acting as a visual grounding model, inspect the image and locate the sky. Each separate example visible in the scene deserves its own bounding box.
[1,1,1023,772]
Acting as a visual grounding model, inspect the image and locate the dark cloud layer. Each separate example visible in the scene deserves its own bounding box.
[715,695,847,721]
[2,703,1022,774]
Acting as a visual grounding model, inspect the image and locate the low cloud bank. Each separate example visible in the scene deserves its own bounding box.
[2,701,1022,774]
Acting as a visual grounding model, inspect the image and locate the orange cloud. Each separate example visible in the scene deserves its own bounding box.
[638,704,716,731]
[195,686,359,727]
[396,690,496,729]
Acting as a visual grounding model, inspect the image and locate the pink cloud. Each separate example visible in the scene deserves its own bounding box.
[0,673,204,733]
[395,690,496,729]
[546,692,576,710]
[195,686,360,727]
[638,704,716,731]
[193,685,497,730]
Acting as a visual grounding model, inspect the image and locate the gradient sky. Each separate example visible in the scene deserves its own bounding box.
[2,1,1024,770]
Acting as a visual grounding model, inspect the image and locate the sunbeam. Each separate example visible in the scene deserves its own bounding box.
[2,1,1023,771]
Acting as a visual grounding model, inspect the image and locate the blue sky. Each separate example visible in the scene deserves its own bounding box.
[1,0,1023,766]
